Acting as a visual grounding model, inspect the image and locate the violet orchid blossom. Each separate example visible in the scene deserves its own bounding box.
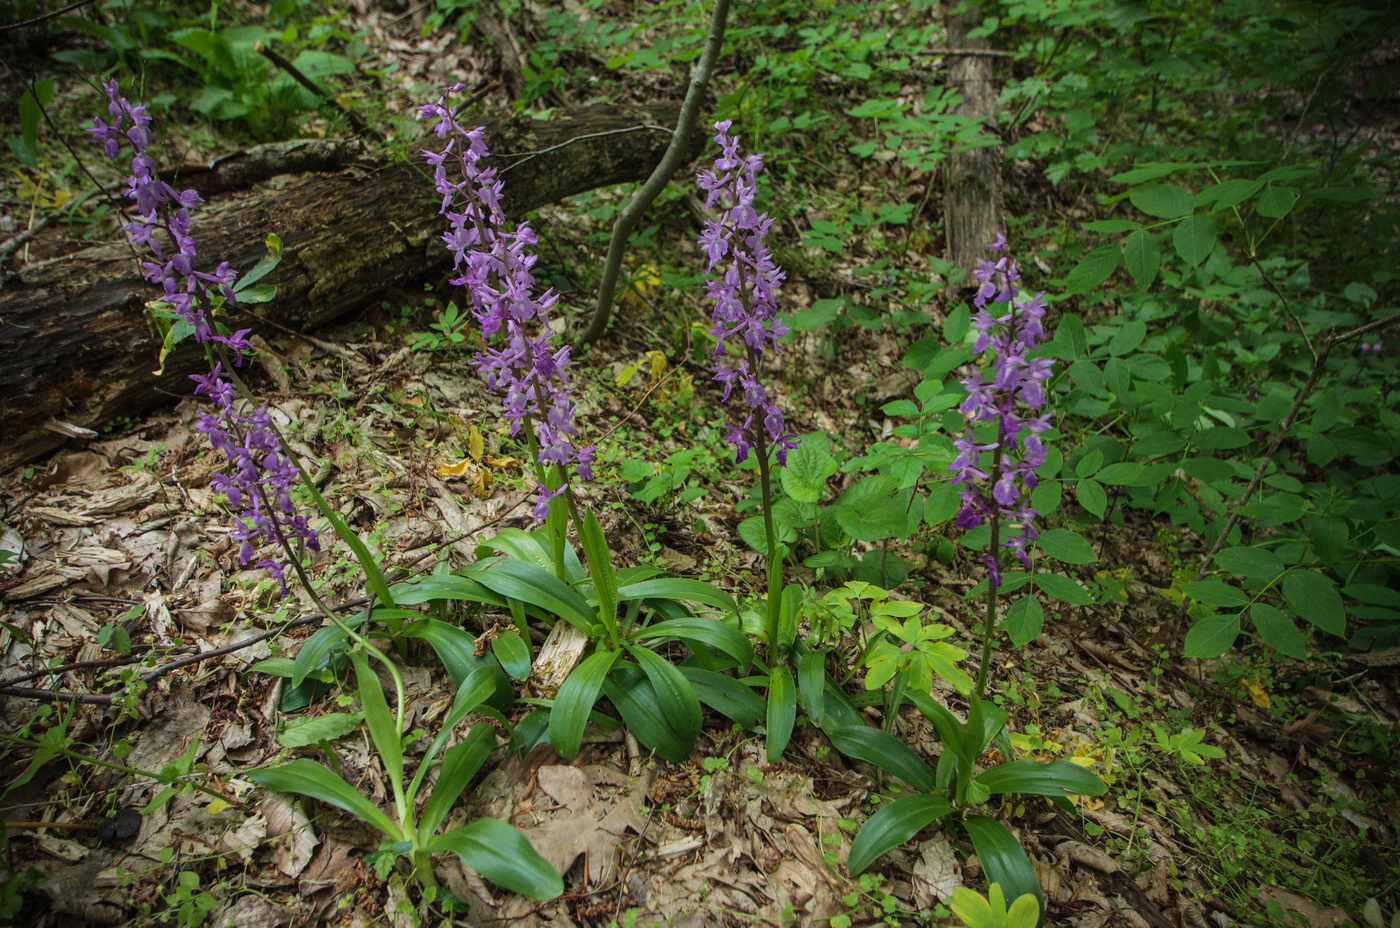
[950,235,1054,589]
[417,86,594,520]
[697,120,798,466]
[90,81,318,590]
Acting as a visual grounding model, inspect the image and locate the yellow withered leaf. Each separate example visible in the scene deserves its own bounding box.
[468,424,485,462]
[436,457,472,478]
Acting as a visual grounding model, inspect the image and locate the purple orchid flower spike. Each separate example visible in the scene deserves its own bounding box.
[417,87,594,520]
[697,120,798,466]
[91,81,318,590]
[949,237,1055,588]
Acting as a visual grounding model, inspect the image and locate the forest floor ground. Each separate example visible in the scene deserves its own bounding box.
[2,2,1398,926]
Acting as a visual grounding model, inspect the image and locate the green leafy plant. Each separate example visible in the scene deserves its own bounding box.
[252,654,562,901]
[950,883,1041,928]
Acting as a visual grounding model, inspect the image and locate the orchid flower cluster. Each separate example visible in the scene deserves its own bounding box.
[696,120,798,466]
[89,81,318,589]
[417,86,594,520]
[950,236,1054,588]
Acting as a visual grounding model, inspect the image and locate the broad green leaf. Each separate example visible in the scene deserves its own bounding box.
[1033,573,1093,606]
[400,620,513,708]
[1106,319,1147,357]
[1282,570,1345,636]
[1075,479,1107,518]
[491,631,532,680]
[250,759,400,839]
[975,759,1106,797]
[797,648,827,728]
[419,723,495,837]
[627,645,702,744]
[475,527,554,576]
[781,439,839,503]
[924,481,960,526]
[944,303,972,342]
[1212,546,1284,580]
[617,578,739,617]
[428,818,563,900]
[677,666,764,728]
[1125,228,1159,286]
[1180,579,1249,607]
[1250,604,1307,660]
[1004,595,1045,647]
[1199,177,1263,211]
[1171,213,1216,267]
[827,726,937,791]
[277,712,362,749]
[474,558,595,631]
[389,574,505,607]
[603,663,693,762]
[1064,245,1120,296]
[1129,183,1193,218]
[835,476,908,542]
[1036,529,1098,565]
[766,665,796,762]
[292,624,349,687]
[963,816,1044,922]
[548,649,619,759]
[1095,462,1144,485]
[1184,613,1241,658]
[848,793,952,875]
[350,651,402,790]
[1256,184,1299,219]
[634,617,753,668]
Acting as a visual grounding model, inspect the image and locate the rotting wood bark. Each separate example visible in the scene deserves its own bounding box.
[941,6,1003,281]
[0,104,701,473]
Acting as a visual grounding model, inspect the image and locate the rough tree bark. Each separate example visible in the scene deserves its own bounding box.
[941,7,1003,280]
[0,104,701,472]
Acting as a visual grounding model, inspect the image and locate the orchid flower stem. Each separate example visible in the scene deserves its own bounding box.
[973,437,1007,701]
[752,425,784,659]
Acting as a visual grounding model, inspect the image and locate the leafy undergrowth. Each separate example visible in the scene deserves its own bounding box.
[2,0,1398,926]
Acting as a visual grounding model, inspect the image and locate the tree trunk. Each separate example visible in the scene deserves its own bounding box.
[0,104,699,473]
[941,9,1003,279]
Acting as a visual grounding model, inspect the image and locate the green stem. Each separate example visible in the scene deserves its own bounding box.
[752,422,784,658]
[973,428,1007,701]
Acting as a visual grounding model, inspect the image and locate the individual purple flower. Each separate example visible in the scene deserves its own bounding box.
[92,82,318,589]
[697,121,798,466]
[417,87,594,520]
[949,238,1055,587]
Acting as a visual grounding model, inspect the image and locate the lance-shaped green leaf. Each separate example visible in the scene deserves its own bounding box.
[616,578,740,617]
[474,528,554,575]
[678,666,765,728]
[291,623,349,687]
[797,648,827,728]
[474,558,595,631]
[974,759,1106,797]
[427,818,563,900]
[602,662,692,763]
[419,723,495,839]
[627,645,702,745]
[389,574,505,607]
[250,759,401,840]
[963,815,1044,925]
[301,478,396,609]
[548,649,619,759]
[766,665,797,763]
[491,631,532,680]
[399,620,513,709]
[826,726,937,792]
[633,617,753,669]
[350,651,402,792]
[579,510,619,636]
[848,793,953,875]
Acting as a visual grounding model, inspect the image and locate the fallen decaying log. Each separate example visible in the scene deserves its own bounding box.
[0,104,699,473]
